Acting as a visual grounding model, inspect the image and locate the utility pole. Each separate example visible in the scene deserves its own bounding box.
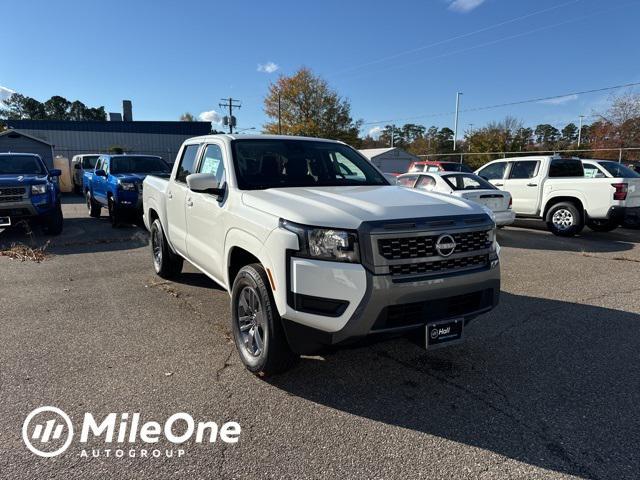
[577,115,585,147]
[391,124,395,147]
[219,98,241,134]
[467,123,474,153]
[453,92,463,151]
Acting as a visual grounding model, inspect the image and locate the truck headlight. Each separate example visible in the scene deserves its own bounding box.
[31,184,47,195]
[119,181,137,191]
[280,219,360,263]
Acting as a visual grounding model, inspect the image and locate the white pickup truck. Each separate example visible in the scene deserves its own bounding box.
[475,155,639,236]
[143,135,500,375]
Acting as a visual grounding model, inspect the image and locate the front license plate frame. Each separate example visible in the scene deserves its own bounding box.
[425,318,464,350]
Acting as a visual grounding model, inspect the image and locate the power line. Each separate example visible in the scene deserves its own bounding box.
[361,81,640,127]
[329,0,582,77]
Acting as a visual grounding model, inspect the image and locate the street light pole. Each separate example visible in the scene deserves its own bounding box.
[577,115,585,147]
[453,92,462,151]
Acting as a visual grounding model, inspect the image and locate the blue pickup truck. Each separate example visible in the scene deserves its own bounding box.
[83,154,171,227]
[0,153,64,235]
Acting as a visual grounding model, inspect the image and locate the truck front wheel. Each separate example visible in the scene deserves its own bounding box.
[150,219,183,278]
[546,202,584,237]
[231,264,298,376]
[86,191,101,218]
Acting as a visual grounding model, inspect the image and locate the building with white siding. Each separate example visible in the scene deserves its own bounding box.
[358,147,419,174]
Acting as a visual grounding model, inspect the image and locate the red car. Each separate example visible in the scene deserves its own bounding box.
[408,160,473,173]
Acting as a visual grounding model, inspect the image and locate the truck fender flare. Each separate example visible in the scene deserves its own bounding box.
[542,193,586,220]
[224,228,272,289]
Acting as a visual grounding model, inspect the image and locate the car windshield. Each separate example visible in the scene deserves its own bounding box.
[442,173,496,190]
[110,156,170,174]
[82,155,99,169]
[441,163,473,173]
[231,139,388,189]
[0,154,46,175]
[597,161,640,178]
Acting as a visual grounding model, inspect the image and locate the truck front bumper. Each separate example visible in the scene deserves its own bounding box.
[281,259,500,354]
[0,196,56,223]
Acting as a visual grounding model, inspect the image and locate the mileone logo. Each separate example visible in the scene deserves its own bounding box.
[22,406,241,459]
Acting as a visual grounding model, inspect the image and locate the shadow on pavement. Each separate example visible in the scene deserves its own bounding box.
[498,221,637,254]
[270,292,640,479]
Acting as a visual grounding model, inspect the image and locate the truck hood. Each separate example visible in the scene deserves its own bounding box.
[0,173,49,186]
[242,185,485,229]
[113,172,170,182]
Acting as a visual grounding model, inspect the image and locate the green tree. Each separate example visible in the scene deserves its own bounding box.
[534,124,560,148]
[561,123,578,144]
[263,67,362,145]
[44,95,72,120]
[69,101,88,120]
[180,112,195,122]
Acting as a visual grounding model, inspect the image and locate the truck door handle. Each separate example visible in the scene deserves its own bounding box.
[168,191,173,200]
[495,183,504,186]
[186,198,193,207]
[527,183,538,187]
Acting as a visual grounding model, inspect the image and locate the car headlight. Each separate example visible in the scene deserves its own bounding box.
[280,219,360,263]
[31,184,47,195]
[119,181,137,191]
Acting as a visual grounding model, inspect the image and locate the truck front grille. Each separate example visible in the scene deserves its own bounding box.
[389,254,489,276]
[378,230,491,260]
[0,187,26,196]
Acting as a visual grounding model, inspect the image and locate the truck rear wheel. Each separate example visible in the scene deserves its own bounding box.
[42,202,64,236]
[546,202,584,237]
[587,219,618,233]
[86,191,101,218]
[231,263,298,376]
[150,219,183,278]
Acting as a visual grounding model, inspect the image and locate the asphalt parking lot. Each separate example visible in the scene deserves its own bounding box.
[1,196,639,480]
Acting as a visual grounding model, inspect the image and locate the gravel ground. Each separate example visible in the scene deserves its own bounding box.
[0,196,638,480]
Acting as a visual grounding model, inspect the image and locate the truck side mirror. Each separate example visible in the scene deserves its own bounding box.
[95,169,107,177]
[187,173,225,198]
[49,169,62,177]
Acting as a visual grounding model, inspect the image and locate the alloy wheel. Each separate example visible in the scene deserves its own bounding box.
[552,208,574,231]
[237,286,266,357]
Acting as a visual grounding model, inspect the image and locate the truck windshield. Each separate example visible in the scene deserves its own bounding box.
[231,139,388,189]
[0,154,46,175]
[110,156,170,174]
[597,161,640,178]
[82,155,99,169]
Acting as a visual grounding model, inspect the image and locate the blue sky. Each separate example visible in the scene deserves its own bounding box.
[1,0,639,137]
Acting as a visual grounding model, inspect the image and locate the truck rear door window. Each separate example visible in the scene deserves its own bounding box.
[175,145,200,183]
[508,161,539,179]
[549,159,584,177]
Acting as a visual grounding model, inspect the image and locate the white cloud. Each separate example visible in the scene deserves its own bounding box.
[198,110,222,124]
[257,62,279,74]
[0,85,15,102]
[368,126,383,138]
[448,0,486,13]
[539,94,579,105]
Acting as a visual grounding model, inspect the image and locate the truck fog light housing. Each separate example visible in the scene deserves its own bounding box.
[31,184,47,195]
[280,219,360,263]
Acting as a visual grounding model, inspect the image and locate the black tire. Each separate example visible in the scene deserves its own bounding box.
[150,219,183,278]
[546,202,584,237]
[231,263,298,376]
[587,219,618,233]
[42,202,64,236]
[108,196,120,228]
[86,191,101,218]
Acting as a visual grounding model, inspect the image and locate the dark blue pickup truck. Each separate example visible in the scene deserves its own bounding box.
[83,154,170,227]
[0,153,63,235]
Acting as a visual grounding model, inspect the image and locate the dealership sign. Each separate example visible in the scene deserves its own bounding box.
[22,406,241,458]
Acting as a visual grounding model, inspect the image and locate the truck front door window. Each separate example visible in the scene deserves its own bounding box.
[199,144,226,184]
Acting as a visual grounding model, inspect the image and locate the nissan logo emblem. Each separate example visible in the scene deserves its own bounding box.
[435,234,456,257]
